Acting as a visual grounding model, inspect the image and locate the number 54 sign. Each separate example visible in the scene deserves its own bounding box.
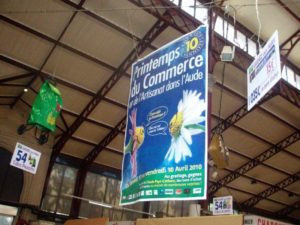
[10,142,41,174]
[213,196,233,215]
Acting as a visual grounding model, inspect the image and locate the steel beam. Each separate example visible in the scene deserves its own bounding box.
[211,4,300,75]
[19,98,65,133]
[63,109,124,133]
[218,167,296,209]
[211,87,278,134]
[58,153,122,178]
[29,86,126,132]
[128,0,300,207]
[129,0,297,134]
[0,15,122,74]
[129,0,299,75]
[214,82,298,130]
[275,0,300,22]
[82,116,127,166]
[277,199,300,217]
[9,0,86,108]
[217,0,226,7]
[0,83,26,87]
[79,17,168,163]
[223,167,299,206]
[209,181,299,224]
[0,54,95,97]
[280,29,300,51]
[68,19,168,218]
[280,29,300,65]
[34,0,87,207]
[0,72,34,83]
[60,112,69,130]
[242,171,300,207]
[208,131,300,195]
[53,18,167,163]
[0,95,17,98]
[70,136,123,156]
[211,114,300,179]
[128,0,194,33]
[279,80,300,109]
[61,0,156,51]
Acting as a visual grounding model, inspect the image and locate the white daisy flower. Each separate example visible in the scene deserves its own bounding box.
[165,90,206,163]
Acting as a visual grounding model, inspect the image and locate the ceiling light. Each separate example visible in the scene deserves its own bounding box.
[211,170,218,179]
[221,46,235,62]
[24,88,28,92]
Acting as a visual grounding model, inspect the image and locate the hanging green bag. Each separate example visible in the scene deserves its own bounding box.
[27,80,63,132]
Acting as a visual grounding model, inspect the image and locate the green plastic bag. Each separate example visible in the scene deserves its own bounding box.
[28,81,63,132]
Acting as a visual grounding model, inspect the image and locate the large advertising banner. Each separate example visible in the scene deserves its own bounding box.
[120,26,208,205]
[247,30,281,110]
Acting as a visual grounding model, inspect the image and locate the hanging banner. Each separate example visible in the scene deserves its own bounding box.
[247,30,281,110]
[212,196,233,215]
[121,26,208,205]
[108,222,135,225]
[244,215,293,225]
[10,142,41,174]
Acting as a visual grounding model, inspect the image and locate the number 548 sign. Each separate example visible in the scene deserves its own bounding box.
[213,196,233,215]
[10,142,41,174]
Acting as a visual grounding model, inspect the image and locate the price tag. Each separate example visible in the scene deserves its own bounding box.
[10,142,41,174]
[213,196,233,215]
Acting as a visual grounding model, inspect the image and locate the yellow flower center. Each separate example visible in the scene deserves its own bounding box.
[169,111,183,137]
[135,127,144,145]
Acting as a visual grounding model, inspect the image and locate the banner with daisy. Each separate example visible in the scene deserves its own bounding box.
[121,25,208,205]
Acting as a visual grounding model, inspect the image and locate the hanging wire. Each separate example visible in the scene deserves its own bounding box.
[215,5,231,135]
[126,10,140,61]
[50,35,64,85]
[255,0,262,51]
[224,4,238,46]
[217,63,226,135]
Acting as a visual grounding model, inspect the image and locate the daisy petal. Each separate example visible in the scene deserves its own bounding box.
[181,127,192,145]
[178,136,192,160]
[165,138,176,161]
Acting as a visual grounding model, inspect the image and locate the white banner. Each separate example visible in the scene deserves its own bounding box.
[244,215,293,225]
[107,222,135,225]
[10,142,41,174]
[247,30,281,110]
[212,195,233,215]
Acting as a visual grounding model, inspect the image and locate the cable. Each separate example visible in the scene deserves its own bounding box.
[126,11,140,61]
[217,62,226,135]
[255,0,262,51]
